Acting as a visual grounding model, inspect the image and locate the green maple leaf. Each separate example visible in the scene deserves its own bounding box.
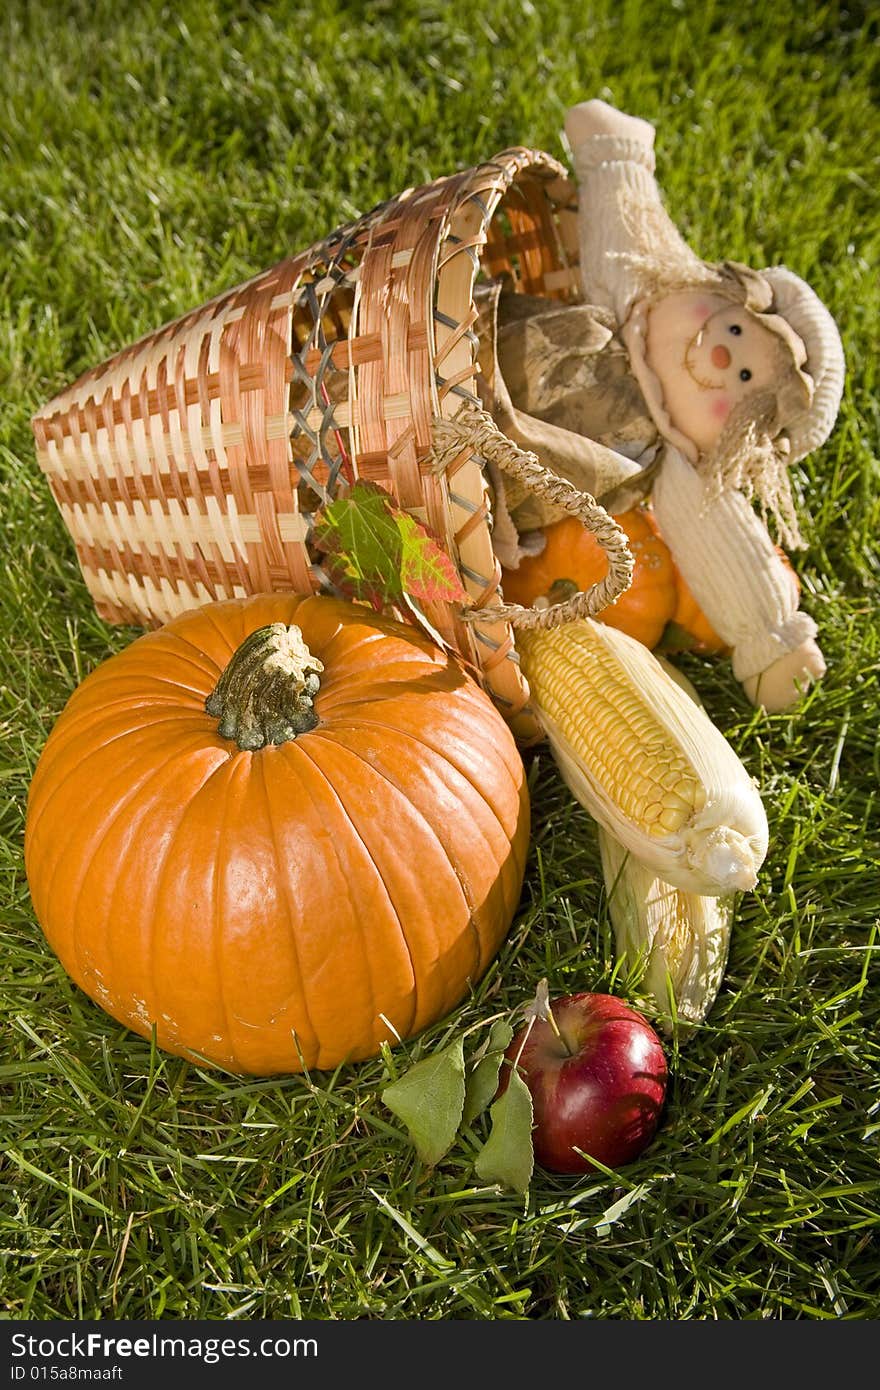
[314,480,469,612]
[396,511,469,606]
[314,481,405,606]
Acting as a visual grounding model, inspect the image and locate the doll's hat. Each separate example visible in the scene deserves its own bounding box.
[759,266,846,462]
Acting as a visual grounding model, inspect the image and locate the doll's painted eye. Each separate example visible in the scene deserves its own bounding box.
[740,368,752,381]
[729,324,742,335]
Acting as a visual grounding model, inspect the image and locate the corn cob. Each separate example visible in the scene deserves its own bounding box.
[597,825,734,1033]
[516,618,768,896]
[599,656,735,1030]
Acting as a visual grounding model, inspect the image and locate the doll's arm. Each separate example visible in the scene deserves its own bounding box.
[740,642,826,712]
[564,99,701,322]
[650,447,825,710]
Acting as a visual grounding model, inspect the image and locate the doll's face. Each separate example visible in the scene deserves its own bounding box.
[644,292,782,454]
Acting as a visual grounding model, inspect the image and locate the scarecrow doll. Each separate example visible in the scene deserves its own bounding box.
[481,99,845,711]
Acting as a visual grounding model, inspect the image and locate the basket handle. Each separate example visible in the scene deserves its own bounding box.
[431,402,634,630]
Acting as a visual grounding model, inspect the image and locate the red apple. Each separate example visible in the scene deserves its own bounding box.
[498,992,668,1174]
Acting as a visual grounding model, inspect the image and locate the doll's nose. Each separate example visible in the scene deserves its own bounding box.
[711,344,731,369]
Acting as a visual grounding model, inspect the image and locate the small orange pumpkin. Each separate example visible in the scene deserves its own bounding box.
[25,594,530,1075]
[663,543,798,656]
[500,507,678,649]
[665,572,729,655]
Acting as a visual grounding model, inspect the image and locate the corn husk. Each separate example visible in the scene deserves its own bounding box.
[598,826,734,1033]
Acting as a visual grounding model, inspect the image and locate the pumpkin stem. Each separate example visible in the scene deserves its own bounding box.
[547,578,579,604]
[205,623,324,750]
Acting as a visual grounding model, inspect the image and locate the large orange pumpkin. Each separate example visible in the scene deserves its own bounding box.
[500,508,678,649]
[25,594,530,1075]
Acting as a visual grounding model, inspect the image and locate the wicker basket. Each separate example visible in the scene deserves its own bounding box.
[32,147,631,742]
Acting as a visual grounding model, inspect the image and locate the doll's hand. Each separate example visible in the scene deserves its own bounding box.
[564,98,655,153]
[742,639,826,712]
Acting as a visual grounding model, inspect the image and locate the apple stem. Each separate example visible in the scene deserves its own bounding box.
[545,1005,575,1057]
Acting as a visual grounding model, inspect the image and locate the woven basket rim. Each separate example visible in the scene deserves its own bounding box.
[32,145,576,427]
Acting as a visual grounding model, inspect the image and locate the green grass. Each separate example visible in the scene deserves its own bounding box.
[2,0,879,1320]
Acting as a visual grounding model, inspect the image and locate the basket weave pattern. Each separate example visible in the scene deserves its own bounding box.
[32,148,580,734]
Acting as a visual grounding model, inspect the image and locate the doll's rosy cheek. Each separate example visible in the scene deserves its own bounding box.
[692,299,713,321]
[711,396,731,422]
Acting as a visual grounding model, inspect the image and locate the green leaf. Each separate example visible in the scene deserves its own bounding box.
[462,1020,514,1126]
[313,479,469,612]
[381,1037,466,1166]
[396,511,469,605]
[313,480,405,606]
[474,1067,535,1194]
